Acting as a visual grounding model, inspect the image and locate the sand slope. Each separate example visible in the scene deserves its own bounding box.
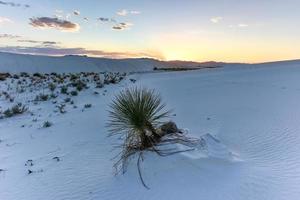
[1,60,300,199]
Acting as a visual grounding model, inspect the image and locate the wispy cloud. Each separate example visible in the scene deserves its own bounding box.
[117,9,128,16]
[130,10,141,15]
[0,33,20,39]
[54,10,64,18]
[0,45,163,59]
[97,17,132,31]
[97,17,116,23]
[98,17,110,22]
[210,16,223,23]
[0,34,59,46]
[0,1,29,8]
[112,22,133,31]
[17,39,60,46]
[117,9,141,16]
[73,10,80,16]
[229,23,249,28]
[238,23,249,28]
[29,17,80,32]
[0,16,13,26]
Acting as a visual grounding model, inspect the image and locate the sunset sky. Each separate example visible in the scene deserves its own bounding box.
[0,0,299,63]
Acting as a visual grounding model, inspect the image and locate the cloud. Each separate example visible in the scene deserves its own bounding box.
[210,17,223,23]
[65,13,71,20]
[73,10,80,16]
[55,10,63,14]
[0,34,59,46]
[54,10,65,19]
[229,24,249,28]
[83,17,88,21]
[29,17,80,32]
[117,9,141,16]
[97,17,117,24]
[112,22,133,30]
[0,33,20,39]
[17,39,59,46]
[98,17,110,22]
[0,16,13,25]
[0,1,29,8]
[117,9,128,16]
[0,45,163,59]
[130,10,141,15]
[42,41,58,45]
[238,23,249,28]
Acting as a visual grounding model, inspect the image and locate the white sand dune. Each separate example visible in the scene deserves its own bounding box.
[0,52,158,73]
[1,55,300,199]
[0,52,220,73]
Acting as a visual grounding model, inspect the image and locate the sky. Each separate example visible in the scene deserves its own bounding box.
[0,0,300,63]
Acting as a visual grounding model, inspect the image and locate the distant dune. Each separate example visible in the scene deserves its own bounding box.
[0,51,299,73]
[0,52,222,73]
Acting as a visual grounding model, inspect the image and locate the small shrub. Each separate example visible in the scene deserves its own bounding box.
[35,93,50,102]
[56,104,66,114]
[11,103,28,115]
[33,73,42,78]
[84,104,92,108]
[50,93,57,99]
[130,78,137,83]
[76,84,83,91]
[70,74,78,81]
[48,83,56,92]
[61,86,68,94]
[20,72,29,77]
[95,82,104,88]
[0,73,10,81]
[64,97,71,103]
[72,80,86,91]
[3,109,13,118]
[12,74,19,79]
[3,103,28,118]
[70,90,78,96]
[43,121,52,128]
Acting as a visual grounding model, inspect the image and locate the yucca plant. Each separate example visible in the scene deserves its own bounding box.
[108,87,170,147]
[108,87,198,189]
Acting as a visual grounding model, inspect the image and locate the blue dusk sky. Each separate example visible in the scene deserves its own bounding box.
[0,0,299,62]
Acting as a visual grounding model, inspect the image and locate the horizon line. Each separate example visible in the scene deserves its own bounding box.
[0,51,299,65]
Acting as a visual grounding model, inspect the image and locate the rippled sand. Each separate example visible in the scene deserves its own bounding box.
[1,63,300,199]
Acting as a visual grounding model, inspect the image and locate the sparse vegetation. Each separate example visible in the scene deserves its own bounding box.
[71,80,87,91]
[2,103,28,118]
[153,66,221,72]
